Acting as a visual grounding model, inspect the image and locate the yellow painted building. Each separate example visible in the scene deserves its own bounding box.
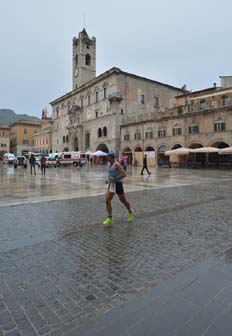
[10,121,41,156]
[33,119,53,154]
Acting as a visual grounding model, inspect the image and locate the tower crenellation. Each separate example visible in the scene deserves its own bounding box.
[72,29,96,90]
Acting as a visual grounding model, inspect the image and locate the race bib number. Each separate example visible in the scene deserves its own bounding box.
[109,183,116,193]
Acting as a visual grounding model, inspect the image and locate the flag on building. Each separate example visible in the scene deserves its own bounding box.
[42,107,48,120]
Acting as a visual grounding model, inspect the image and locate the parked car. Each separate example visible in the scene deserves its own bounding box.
[14,156,27,168]
[3,153,16,165]
[0,151,5,160]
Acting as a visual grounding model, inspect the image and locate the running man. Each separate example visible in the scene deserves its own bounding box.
[102,150,134,225]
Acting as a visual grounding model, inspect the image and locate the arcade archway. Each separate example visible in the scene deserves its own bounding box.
[122,146,132,164]
[188,143,203,163]
[209,141,230,166]
[157,145,169,165]
[145,146,155,151]
[211,141,229,149]
[134,146,143,152]
[134,146,143,165]
[189,143,203,149]
[96,143,109,153]
[171,144,182,150]
[145,146,155,166]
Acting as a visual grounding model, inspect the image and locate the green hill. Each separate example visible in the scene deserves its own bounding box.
[0,109,41,126]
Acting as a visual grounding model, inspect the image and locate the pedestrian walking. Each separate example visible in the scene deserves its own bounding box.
[140,154,151,175]
[29,154,36,175]
[102,150,134,225]
[119,154,127,172]
[40,155,46,174]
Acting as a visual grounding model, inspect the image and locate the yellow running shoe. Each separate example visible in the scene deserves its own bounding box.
[128,211,134,222]
[102,217,112,225]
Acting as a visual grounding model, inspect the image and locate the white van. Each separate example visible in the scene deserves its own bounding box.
[56,151,86,167]
[3,153,16,164]
[46,153,59,167]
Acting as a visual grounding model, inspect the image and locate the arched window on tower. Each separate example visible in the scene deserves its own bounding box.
[98,128,102,138]
[103,127,107,137]
[66,135,69,143]
[86,54,91,66]
[63,136,66,144]
[75,55,78,66]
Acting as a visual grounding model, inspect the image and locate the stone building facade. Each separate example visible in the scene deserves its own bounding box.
[50,29,185,155]
[0,125,10,155]
[33,119,53,154]
[72,29,96,90]
[121,78,232,165]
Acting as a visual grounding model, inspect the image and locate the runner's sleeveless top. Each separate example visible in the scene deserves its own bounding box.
[108,162,122,182]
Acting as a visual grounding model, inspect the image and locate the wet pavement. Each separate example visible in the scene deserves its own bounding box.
[1,162,232,206]
[73,248,232,336]
[0,162,232,335]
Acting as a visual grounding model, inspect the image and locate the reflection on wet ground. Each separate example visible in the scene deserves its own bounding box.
[1,162,232,206]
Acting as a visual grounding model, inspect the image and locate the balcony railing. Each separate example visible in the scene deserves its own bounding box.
[68,105,82,114]
[173,100,232,116]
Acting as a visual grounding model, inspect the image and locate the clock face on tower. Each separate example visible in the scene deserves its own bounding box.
[74,68,79,77]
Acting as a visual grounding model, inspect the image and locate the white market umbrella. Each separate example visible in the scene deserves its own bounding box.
[85,150,92,155]
[165,147,191,156]
[191,147,219,153]
[92,150,108,156]
[218,147,232,155]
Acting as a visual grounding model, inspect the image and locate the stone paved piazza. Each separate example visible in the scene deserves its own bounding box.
[0,162,232,335]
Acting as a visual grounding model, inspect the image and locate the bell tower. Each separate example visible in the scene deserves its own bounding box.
[72,29,96,90]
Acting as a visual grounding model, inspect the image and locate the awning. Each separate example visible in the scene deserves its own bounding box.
[92,150,108,156]
[191,147,219,153]
[218,147,232,155]
[165,148,190,156]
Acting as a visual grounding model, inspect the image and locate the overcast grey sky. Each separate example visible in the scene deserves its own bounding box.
[0,0,231,118]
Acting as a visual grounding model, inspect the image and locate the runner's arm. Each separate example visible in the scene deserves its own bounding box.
[115,163,126,180]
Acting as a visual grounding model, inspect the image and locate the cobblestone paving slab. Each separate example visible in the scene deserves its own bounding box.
[0,182,232,335]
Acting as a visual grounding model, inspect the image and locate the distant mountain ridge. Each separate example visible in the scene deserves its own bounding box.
[0,109,41,126]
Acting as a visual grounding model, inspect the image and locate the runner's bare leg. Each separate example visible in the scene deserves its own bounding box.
[105,190,114,217]
[118,193,132,213]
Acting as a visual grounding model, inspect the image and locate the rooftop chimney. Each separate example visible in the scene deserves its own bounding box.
[220,76,232,88]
